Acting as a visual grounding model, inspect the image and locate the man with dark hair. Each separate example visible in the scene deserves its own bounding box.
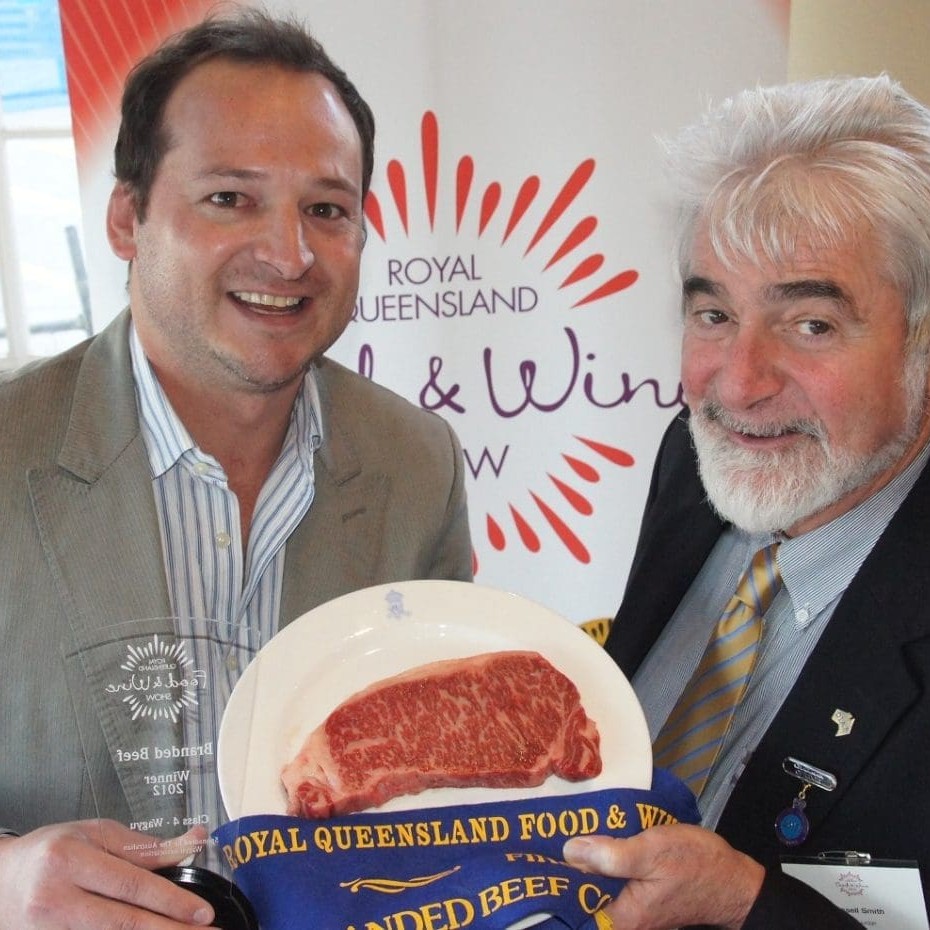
[0,9,471,927]
[563,74,930,928]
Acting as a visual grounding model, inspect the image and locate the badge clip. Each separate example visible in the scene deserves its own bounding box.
[817,850,872,865]
[782,756,837,792]
[775,757,838,847]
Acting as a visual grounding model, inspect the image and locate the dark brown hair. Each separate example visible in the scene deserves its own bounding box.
[114,6,375,218]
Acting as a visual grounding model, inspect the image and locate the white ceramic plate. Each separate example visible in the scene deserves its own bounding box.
[218,580,651,820]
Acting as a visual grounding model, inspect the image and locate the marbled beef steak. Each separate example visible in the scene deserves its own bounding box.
[281,650,602,818]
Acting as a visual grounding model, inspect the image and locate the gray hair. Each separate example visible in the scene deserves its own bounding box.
[666,74,930,348]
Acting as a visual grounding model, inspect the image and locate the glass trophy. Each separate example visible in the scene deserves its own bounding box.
[63,617,260,929]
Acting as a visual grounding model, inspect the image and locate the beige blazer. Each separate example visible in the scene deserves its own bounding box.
[0,311,472,833]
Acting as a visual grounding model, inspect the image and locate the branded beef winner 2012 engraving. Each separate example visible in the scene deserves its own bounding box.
[144,768,189,797]
[114,741,214,763]
[113,741,214,798]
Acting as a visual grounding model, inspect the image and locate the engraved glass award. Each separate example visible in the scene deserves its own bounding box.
[63,617,260,929]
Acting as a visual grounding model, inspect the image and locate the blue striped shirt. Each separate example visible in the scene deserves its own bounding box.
[634,439,930,829]
[129,324,320,849]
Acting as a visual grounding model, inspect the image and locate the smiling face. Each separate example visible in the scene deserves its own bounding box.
[681,224,930,536]
[107,59,365,404]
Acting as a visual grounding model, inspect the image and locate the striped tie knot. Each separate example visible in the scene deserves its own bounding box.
[653,542,782,796]
[732,544,781,616]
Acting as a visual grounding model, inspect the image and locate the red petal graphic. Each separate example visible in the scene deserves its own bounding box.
[60,0,211,159]
[387,160,409,234]
[525,159,596,255]
[455,156,474,232]
[572,269,639,308]
[548,475,593,515]
[509,505,541,552]
[563,455,600,482]
[487,514,506,551]
[479,183,502,236]
[503,176,540,243]
[421,111,439,230]
[363,191,386,241]
[575,436,635,467]
[544,216,598,270]
[531,494,590,564]
[560,254,604,288]
[472,548,480,577]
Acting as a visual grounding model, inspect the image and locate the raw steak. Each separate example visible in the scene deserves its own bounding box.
[281,650,602,818]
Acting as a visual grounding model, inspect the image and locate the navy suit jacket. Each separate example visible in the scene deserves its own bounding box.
[606,411,930,928]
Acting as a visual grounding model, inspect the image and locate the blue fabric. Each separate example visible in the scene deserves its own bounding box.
[213,769,698,929]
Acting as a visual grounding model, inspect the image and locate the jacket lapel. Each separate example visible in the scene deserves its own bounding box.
[29,312,171,634]
[607,413,725,677]
[29,312,180,824]
[718,455,930,859]
[279,357,391,629]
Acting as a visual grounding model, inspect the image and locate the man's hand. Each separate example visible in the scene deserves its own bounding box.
[563,823,765,930]
[0,820,215,929]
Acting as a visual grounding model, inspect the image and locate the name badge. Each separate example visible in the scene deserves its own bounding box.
[781,853,928,929]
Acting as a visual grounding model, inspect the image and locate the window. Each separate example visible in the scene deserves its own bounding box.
[0,0,89,368]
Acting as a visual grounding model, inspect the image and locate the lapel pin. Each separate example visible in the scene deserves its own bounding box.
[831,708,855,737]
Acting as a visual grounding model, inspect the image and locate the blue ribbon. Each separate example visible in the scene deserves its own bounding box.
[213,769,698,929]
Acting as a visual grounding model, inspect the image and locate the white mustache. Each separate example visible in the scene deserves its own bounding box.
[700,401,826,442]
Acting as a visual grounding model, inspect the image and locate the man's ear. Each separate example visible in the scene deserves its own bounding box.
[106,182,139,260]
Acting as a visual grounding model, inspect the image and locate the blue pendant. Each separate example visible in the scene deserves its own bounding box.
[775,796,810,847]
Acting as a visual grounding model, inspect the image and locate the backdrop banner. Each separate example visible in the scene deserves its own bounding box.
[59,0,788,622]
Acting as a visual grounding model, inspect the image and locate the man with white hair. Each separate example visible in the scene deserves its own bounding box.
[565,75,930,928]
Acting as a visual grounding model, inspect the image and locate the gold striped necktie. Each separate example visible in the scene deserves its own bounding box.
[653,543,782,796]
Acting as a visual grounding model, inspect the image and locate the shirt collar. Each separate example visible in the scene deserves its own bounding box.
[129,321,323,479]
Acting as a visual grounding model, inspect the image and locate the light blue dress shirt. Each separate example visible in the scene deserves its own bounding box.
[130,324,321,846]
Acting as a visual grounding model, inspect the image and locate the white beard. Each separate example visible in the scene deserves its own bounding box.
[689,361,928,534]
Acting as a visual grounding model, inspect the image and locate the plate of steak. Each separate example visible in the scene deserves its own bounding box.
[281,650,603,818]
[218,580,650,819]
